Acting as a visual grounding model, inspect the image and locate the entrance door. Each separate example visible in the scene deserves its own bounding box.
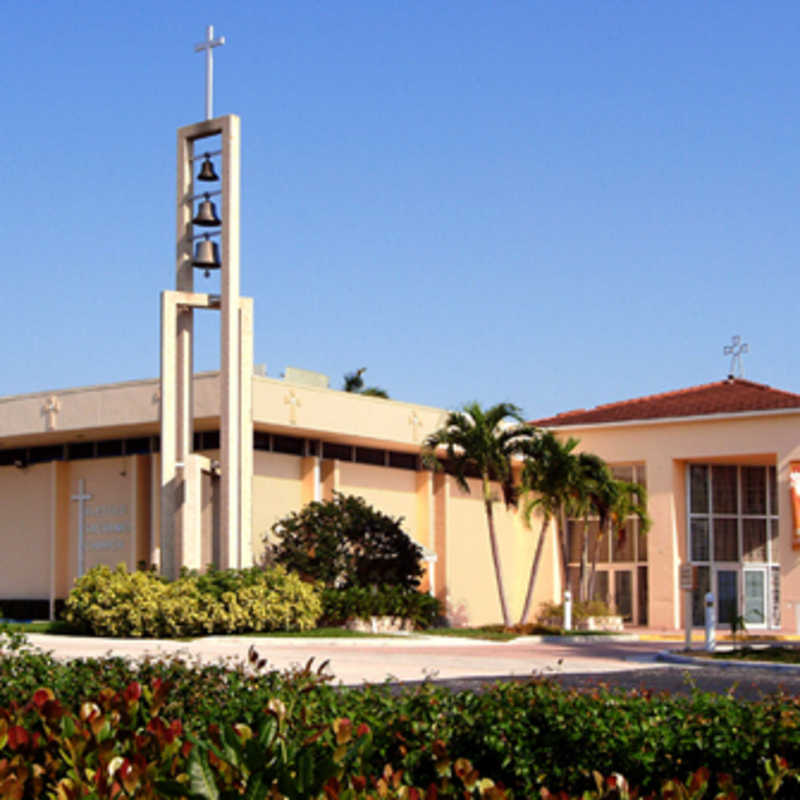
[743,568,767,627]
[716,570,737,626]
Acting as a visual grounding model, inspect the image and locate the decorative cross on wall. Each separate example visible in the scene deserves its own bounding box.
[284,390,301,425]
[71,479,92,577]
[408,411,423,442]
[42,395,60,431]
[723,335,749,378]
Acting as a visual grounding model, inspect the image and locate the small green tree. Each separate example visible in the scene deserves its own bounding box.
[342,367,389,398]
[266,493,423,589]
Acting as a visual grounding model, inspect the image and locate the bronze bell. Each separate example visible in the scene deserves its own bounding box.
[197,154,219,182]
[192,235,221,277]
[192,193,221,227]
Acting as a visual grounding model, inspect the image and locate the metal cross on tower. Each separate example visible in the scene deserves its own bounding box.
[724,334,749,378]
[194,24,226,120]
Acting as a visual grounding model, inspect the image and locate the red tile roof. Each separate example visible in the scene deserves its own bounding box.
[532,378,800,427]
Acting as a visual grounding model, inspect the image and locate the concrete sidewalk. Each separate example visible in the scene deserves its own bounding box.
[15,632,669,686]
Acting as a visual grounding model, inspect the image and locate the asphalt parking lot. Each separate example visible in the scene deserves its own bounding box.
[14,632,800,699]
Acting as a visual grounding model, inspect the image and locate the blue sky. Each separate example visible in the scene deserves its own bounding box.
[4,1,800,419]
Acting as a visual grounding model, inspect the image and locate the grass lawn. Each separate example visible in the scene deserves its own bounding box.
[689,645,800,664]
[0,622,400,639]
[0,620,78,635]
[422,626,520,641]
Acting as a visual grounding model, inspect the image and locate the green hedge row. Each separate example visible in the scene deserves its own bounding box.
[1,632,799,797]
[62,565,440,637]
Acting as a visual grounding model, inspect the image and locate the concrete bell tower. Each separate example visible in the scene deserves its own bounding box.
[159,27,253,577]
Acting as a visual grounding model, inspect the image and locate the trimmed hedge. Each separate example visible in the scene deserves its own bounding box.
[321,585,441,629]
[2,633,800,797]
[63,564,321,637]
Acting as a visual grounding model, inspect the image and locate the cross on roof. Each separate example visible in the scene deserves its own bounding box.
[194,25,226,121]
[723,334,749,378]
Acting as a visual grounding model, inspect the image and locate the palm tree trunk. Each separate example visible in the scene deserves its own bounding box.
[518,515,550,625]
[557,506,570,588]
[578,517,589,603]
[587,520,608,601]
[484,499,511,627]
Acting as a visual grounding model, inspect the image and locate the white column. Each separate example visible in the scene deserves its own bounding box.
[239,296,254,567]
[220,114,241,569]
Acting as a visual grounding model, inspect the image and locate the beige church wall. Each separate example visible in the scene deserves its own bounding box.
[65,457,139,591]
[252,377,445,451]
[337,462,419,537]
[252,451,304,564]
[443,476,548,626]
[0,463,52,599]
[556,411,800,631]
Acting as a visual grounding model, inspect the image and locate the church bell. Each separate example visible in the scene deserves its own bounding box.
[192,234,221,277]
[192,193,222,227]
[197,153,219,182]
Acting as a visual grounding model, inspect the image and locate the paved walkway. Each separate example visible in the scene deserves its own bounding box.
[20,633,668,685]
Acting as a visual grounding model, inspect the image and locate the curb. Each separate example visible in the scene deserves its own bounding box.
[507,633,640,645]
[657,649,800,673]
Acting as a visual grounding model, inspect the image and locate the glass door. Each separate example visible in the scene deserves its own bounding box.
[743,568,767,627]
[716,569,738,626]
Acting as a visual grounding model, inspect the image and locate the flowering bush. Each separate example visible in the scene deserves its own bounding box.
[63,564,321,637]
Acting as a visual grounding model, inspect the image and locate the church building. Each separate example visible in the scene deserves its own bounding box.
[3,35,800,630]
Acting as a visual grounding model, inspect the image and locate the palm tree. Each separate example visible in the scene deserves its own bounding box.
[422,402,537,627]
[342,368,389,399]
[570,453,613,602]
[587,478,651,602]
[517,431,580,625]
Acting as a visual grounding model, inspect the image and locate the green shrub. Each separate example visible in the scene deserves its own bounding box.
[63,563,321,637]
[4,633,800,797]
[2,636,800,798]
[537,598,614,625]
[321,585,441,629]
[266,492,424,589]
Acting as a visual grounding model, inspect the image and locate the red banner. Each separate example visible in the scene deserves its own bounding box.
[791,461,800,550]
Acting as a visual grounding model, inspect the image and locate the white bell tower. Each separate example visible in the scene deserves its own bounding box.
[159,28,253,577]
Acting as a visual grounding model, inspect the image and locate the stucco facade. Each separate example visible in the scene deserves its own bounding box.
[0,372,561,625]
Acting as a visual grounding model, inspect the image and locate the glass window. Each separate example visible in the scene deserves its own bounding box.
[690,466,709,514]
[592,571,609,604]
[741,467,766,515]
[274,435,305,456]
[355,447,385,466]
[637,565,648,625]
[690,518,710,561]
[614,571,633,621]
[637,528,648,562]
[594,523,610,564]
[636,465,647,493]
[712,466,738,514]
[68,442,94,460]
[717,570,738,625]
[692,566,710,626]
[612,520,635,562]
[567,566,580,597]
[768,466,777,515]
[612,465,633,482]
[567,520,583,563]
[742,518,767,562]
[713,518,738,562]
[97,440,123,458]
[388,452,418,471]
